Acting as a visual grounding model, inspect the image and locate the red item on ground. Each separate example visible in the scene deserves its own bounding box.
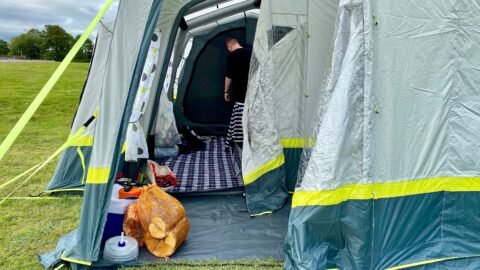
[145,160,178,190]
[155,174,177,189]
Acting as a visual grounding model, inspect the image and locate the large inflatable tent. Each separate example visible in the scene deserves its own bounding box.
[33,0,480,269]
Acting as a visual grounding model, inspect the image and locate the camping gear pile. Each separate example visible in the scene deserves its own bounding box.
[103,161,188,259]
[123,184,189,258]
[102,184,139,242]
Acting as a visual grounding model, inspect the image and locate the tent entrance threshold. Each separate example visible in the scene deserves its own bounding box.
[139,194,291,262]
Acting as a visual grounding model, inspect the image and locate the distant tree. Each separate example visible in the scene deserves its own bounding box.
[72,35,94,62]
[0,39,9,55]
[9,29,43,59]
[41,24,74,61]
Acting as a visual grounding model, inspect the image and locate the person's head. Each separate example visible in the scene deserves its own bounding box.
[225,37,242,52]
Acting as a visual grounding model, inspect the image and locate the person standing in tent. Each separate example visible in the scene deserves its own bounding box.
[224,37,252,148]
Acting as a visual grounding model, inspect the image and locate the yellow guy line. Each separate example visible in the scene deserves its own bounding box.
[0,0,113,162]
[0,129,90,205]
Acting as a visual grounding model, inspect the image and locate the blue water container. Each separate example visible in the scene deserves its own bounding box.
[102,184,137,243]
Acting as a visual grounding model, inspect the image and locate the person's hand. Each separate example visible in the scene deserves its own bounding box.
[224,92,230,102]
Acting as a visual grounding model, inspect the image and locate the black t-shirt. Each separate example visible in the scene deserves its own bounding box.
[226,47,252,103]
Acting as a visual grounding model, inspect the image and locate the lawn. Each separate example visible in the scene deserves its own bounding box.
[0,62,283,270]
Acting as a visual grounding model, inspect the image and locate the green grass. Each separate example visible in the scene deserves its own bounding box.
[0,62,283,270]
[0,62,87,269]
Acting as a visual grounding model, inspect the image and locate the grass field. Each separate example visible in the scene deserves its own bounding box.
[0,62,283,270]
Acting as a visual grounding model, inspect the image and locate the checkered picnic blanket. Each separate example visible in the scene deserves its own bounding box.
[156,137,243,193]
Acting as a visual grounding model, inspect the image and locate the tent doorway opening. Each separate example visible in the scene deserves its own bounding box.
[131,2,289,262]
[154,12,259,194]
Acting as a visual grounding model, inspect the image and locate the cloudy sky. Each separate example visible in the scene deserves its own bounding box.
[0,0,119,41]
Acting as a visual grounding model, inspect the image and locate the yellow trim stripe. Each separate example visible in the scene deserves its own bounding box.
[243,153,285,185]
[69,135,93,147]
[122,142,126,154]
[292,176,480,208]
[61,254,92,266]
[280,138,305,148]
[86,167,110,184]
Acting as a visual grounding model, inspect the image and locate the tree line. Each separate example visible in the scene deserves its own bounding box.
[0,24,93,62]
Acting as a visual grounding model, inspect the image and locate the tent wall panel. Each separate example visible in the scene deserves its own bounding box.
[47,147,91,191]
[242,0,338,215]
[47,22,114,192]
[59,0,162,264]
[286,192,480,269]
[244,165,288,215]
[286,0,480,268]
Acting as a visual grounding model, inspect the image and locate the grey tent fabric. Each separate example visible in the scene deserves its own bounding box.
[241,0,338,215]
[285,0,480,269]
[46,22,115,192]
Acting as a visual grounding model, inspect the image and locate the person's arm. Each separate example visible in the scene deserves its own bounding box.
[224,77,231,102]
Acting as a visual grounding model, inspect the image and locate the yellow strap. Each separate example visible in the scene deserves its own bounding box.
[0,162,43,190]
[86,167,110,184]
[76,147,86,184]
[386,257,459,270]
[292,176,480,207]
[60,254,92,266]
[243,153,285,185]
[0,0,113,162]
[387,255,480,269]
[53,263,67,270]
[0,129,88,205]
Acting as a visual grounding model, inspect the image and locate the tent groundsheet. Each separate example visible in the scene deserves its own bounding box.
[40,194,290,268]
[140,194,290,261]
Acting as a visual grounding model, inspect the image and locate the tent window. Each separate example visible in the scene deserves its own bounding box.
[268,26,294,48]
